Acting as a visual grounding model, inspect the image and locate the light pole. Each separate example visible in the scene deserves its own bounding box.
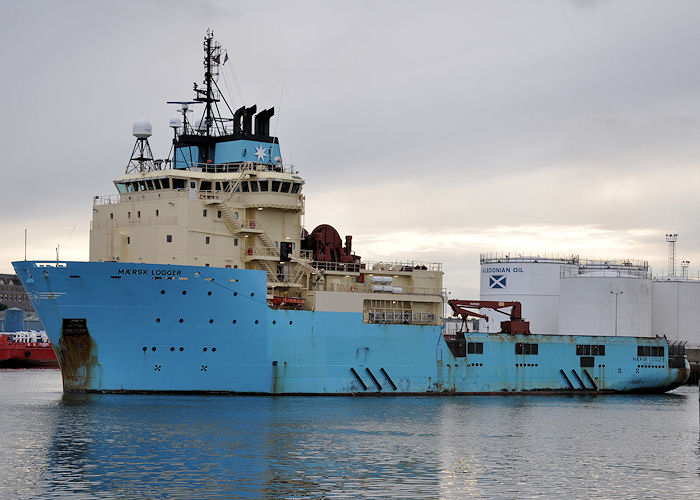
[610,290,623,336]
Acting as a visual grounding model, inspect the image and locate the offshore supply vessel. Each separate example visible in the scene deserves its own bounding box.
[0,331,58,368]
[13,31,690,394]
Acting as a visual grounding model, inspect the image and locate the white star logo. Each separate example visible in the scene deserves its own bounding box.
[254,145,268,161]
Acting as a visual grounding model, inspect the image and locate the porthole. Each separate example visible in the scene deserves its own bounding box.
[179,318,184,323]
[212,347,216,352]
[179,347,184,352]
[207,291,212,296]
[203,347,208,352]
[233,292,238,297]
[151,347,156,352]
[170,347,175,351]
[250,292,255,297]
[254,320,259,325]
[160,290,165,295]
[156,318,160,323]
[289,321,293,325]
[272,320,276,325]
[232,319,237,324]
[182,290,187,295]
[142,346,147,352]
[209,319,214,324]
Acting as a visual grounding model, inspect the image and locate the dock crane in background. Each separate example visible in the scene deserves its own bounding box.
[448,300,531,335]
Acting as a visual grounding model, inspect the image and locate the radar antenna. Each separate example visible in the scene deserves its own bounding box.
[126,120,156,174]
[166,101,200,135]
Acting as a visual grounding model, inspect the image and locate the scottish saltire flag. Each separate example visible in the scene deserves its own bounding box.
[489,275,506,289]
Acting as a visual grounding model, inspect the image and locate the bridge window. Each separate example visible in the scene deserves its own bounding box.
[637,346,664,357]
[241,182,249,192]
[259,180,268,191]
[172,179,185,189]
[467,342,483,354]
[516,343,538,355]
[161,178,170,189]
[147,180,155,190]
[291,182,301,194]
[271,180,281,192]
[577,344,605,356]
[200,181,211,191]
[250,181,259,192]
[281,182,291,193]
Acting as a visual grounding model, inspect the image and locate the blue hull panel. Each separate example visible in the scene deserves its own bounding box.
[12,261,690,394]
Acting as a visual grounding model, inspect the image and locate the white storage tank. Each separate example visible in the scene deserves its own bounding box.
[651,279,700,347]
[479,254,578,334]
[559,273,652,337]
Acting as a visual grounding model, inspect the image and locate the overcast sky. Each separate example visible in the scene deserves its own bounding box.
[3,0,700,297]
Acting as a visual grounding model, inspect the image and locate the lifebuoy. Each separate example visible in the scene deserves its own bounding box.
[349,285,356,292]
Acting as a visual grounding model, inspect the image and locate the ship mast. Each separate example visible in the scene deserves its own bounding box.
[191,29,224,161]
[204,30,214,137]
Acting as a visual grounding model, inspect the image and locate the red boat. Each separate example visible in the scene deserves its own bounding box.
[0,332,59,368]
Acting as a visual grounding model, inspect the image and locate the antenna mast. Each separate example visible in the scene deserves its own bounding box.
[193,30,222,140]
[126,120,156,174]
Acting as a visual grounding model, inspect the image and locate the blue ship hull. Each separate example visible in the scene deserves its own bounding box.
[12,261,690,394]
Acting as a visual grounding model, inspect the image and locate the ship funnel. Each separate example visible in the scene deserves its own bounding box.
[233,106,244,134]
[242,105,257,135]
[254,107,275,136]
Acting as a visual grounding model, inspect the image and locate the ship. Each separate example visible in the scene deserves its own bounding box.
[0,331,59,368]
[13,31,690,394]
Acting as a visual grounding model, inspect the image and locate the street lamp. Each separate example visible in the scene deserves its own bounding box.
[610,290,623,336]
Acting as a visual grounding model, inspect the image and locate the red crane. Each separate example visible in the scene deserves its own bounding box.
[448,299,531,335]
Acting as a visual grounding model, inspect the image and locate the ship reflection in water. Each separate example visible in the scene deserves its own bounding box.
[0,371,698,499]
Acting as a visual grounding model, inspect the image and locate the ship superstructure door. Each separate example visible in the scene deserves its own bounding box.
[189,180,197,199]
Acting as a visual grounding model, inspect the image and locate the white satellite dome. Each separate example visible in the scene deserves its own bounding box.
[132,119,152,139]
[169,117,182,128]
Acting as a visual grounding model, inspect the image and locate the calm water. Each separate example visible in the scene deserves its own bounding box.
[1,369,698,499]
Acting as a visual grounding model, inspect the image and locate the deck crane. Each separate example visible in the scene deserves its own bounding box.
[448,299,531,335]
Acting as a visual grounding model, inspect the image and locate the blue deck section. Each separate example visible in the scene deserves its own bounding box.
[12,261,690,394]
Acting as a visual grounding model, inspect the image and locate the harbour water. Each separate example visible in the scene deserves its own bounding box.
[1,369,698,499]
